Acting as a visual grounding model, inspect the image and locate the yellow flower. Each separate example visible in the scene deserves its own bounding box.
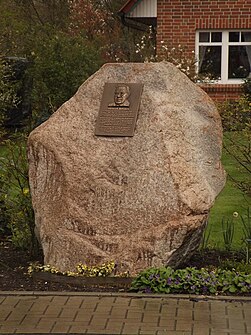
[23,188,29,196]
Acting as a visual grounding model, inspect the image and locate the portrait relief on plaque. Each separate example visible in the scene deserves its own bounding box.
[95,83,143,137]
[108,84,130,108]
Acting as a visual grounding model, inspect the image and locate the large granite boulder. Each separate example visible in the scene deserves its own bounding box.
[28,62,226,275]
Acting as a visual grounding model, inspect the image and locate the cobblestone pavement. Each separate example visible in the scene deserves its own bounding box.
[0,292,251,334]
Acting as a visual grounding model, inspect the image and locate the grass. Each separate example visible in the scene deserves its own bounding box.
[207,133,251,250]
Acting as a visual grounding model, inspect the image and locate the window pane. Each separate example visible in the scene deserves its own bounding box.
[241,32,251,42]
[229,32,240,42]
[199,46,221,79]
[228,46,251,78]
[211,32,222,42]
[199,32,210,42]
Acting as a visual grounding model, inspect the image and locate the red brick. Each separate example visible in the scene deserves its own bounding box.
[155,0,250,101]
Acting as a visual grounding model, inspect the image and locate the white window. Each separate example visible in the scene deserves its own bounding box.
[195,30,251,84]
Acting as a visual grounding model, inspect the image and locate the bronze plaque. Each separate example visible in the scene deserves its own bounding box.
[95,83,143,137]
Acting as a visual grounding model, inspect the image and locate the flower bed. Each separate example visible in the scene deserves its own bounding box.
[131,267,251,295]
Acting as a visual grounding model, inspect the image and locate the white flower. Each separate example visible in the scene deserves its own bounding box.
[233,212,239,218]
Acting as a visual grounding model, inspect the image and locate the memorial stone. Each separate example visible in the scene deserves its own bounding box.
[28,62,226,275]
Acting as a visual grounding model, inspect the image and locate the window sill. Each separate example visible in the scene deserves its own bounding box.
[197,79,246,85]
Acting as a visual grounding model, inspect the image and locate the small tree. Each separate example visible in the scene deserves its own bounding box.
[219,86,251,199]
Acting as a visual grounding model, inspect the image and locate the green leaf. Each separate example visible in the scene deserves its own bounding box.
[229,285,237,293]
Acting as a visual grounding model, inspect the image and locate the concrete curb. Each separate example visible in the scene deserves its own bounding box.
[1,290,251,302]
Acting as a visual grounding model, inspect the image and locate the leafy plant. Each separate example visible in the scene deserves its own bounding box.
[0,2,103,130]
[200,221,212,250]
[241,208,251,263]
[0,58,19,134]
[26,29,102,129]
[220,96,251,132]
[0,136,39,256]
[28,260,130,277]
[221,217,235,251]
[76,261,116,277]
[130,266,251,295]
[220,259,251,274]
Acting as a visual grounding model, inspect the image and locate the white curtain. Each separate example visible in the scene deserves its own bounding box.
[245,46,251,77]
[199,46,207,72]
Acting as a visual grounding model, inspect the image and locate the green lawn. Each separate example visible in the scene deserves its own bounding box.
[207,133,251,250]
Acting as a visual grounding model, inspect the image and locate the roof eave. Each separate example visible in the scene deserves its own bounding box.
[118,0,141,15]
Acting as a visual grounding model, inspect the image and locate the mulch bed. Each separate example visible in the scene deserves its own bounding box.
[0,241,246,292]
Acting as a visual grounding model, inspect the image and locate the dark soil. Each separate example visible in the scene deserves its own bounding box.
[0,241,246,292]
[0,241,121,292]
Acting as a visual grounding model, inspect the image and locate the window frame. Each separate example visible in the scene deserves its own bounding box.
[195,30,251,84]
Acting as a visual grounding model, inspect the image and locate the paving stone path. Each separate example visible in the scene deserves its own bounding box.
[0,292,251,334]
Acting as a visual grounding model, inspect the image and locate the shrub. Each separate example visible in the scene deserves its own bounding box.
[26,29,102,129]
[219,94,251,198]
[113,26,197,82]
[219,96,251,132]
[243,78,251,101]
[223,131,250,198]
[0,136,39,256]
[157,41,197,81]
[0,58,19,134]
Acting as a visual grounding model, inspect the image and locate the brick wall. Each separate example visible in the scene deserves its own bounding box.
[157,0,251,53]
[198,84,243,102]
[157,0,251,101]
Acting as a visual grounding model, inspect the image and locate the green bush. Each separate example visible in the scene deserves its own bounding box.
[130,266,251,295]
[0,136,39,256]
[219,96,251,132]
[0,6,103,254]
[243,78,251,101]
[26,29,102,129]
[0,58,19,133]
[0,2,103,130]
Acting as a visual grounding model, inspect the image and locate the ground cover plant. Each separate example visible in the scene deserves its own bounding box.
[1,241,250,293]
[28,260,118,277]
[130,266,251,295]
